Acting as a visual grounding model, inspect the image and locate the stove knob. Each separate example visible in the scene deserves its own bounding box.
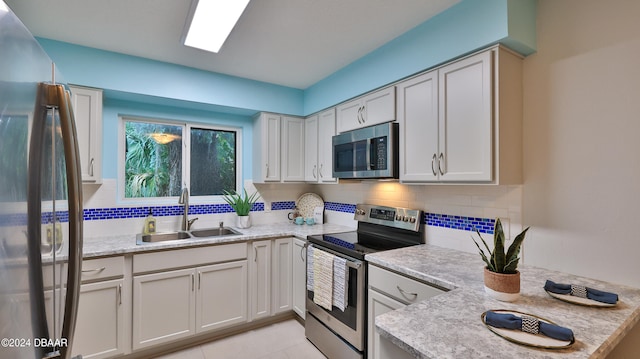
[409,217,416,223]
[395,214,402,221]
[402,216,409,222]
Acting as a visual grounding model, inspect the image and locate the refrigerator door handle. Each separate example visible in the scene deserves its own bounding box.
[57,85,84,359]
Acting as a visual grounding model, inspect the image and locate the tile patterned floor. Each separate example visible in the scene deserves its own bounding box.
[153,319,326,359]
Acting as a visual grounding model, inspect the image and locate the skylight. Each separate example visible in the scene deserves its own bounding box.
[183,0,250,53]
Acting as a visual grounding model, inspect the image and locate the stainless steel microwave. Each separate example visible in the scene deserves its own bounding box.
[332,122,399,179]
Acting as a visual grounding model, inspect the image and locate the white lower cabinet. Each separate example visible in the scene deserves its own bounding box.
[131,244,248,350]
[272,237,293,314]
[368,265,445,359]
[196,261,248,332]
[72,257,126,359]
[249,238,293,320]
[292,238,306,318]
[132,268,196,350]
[249,240,272,320]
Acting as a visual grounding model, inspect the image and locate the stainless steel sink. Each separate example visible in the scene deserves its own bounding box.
[190,227,241,238]
[136,231,191,243]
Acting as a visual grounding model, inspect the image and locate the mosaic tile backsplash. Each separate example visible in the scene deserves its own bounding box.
[1,201,494,234]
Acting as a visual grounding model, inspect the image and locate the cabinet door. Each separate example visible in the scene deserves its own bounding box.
[249,240,272,320]
[318,108,337,183]
[69,85,102,183]
[282,116,305,181]
[438,51,493,181]
[304,115,319,182]
[72,279,124,359]
[258,113,281,182]
[292,238,307,318]
[132,268,196,350]
[397,72,439,182]
[368,290,413,359]
[272,238,293,314]
[362,87,396,128]
[196,261,248,333]
[336,98,363,133]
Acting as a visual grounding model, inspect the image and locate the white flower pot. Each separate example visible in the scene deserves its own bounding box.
[237,215,251,229]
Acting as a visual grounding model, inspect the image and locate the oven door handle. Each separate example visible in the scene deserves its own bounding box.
[308,244,363,269]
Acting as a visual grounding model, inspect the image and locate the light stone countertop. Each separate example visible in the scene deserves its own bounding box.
[83,222,353,258]
[365,244,640,359]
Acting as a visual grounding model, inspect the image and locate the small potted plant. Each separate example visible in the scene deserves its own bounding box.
[222,189,260,229]
[471,218,529,302]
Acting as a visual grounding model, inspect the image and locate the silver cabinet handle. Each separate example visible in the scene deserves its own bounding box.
[89,157,94,177]
[438,152,445,176]
[300,245,305,262]
[82,266,106,273]
[319,164,324,178]
[312,165,317,179]
[431,154,437,176]
[198,272,201,290]
[118,284,122,305]
[265,163,269,178]
[191,273,195,292]
[397,285,418,301]
[254,246,258,262]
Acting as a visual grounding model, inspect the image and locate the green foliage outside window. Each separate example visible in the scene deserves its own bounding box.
[124,120,236,198]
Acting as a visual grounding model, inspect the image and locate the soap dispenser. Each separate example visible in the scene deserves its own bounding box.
[143,208,156,234]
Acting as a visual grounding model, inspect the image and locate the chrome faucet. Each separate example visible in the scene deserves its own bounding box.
[178,188,198,231]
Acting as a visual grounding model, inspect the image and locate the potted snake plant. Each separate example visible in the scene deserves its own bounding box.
[471,218,530,302]
[222,189,260,229]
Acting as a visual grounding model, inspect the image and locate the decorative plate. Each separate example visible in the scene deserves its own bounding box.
[481,309,575,349]
[296,193,324,218]
[545,290,617,308]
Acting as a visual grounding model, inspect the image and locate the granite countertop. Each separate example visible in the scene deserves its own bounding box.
[365,245,640,359]
[83,222,353,258]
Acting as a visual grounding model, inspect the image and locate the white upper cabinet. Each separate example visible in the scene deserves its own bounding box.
[398,46,523,184]
[253,113,281,182]
[397,71,439,182]
[438,50,493,182]
[69,85,103,183]
[305,108,337,183]
[337,86,395,133]
[304,115,319,182]
[281,116,305,182]
[253,113,306,183]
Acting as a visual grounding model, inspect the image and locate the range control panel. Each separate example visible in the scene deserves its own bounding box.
[354,204,422,232]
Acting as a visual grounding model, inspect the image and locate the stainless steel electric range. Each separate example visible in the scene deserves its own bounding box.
[305,203,423,359]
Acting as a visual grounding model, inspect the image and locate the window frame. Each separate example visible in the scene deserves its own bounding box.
[117,115,242,205]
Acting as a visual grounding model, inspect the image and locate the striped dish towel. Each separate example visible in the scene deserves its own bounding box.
[306,245,314,291]
[333,257,348,311]
[313,248,334,311]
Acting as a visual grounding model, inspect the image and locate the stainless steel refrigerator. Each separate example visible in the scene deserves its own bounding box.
[1,2,84,358]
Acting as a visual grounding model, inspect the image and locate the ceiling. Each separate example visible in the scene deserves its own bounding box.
[5,0,459,89]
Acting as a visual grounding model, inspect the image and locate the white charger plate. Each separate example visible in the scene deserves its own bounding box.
[296,193,324,218]
[545,290,617,307]
[481,309,575,349]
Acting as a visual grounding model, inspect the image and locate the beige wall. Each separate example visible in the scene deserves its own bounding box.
[522,0,640,288]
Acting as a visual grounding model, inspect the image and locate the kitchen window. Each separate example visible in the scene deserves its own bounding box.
[120,117,241,201]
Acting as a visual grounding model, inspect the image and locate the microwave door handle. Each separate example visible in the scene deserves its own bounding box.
[368,138,375,170]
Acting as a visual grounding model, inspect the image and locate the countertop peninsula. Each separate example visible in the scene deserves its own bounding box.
[365,245,640,359]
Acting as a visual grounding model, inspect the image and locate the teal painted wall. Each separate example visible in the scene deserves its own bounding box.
[303,0,537,114]
[102,99,253,181]
[39,39,304,116]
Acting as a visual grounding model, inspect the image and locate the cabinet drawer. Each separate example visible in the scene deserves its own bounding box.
[369,265,444,305]
[133,243,246,274]
[82,256,124,282]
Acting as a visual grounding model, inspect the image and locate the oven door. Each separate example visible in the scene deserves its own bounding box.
[306,245,365,350]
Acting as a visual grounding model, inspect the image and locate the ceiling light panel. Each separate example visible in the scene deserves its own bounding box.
[184,0,250,53]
